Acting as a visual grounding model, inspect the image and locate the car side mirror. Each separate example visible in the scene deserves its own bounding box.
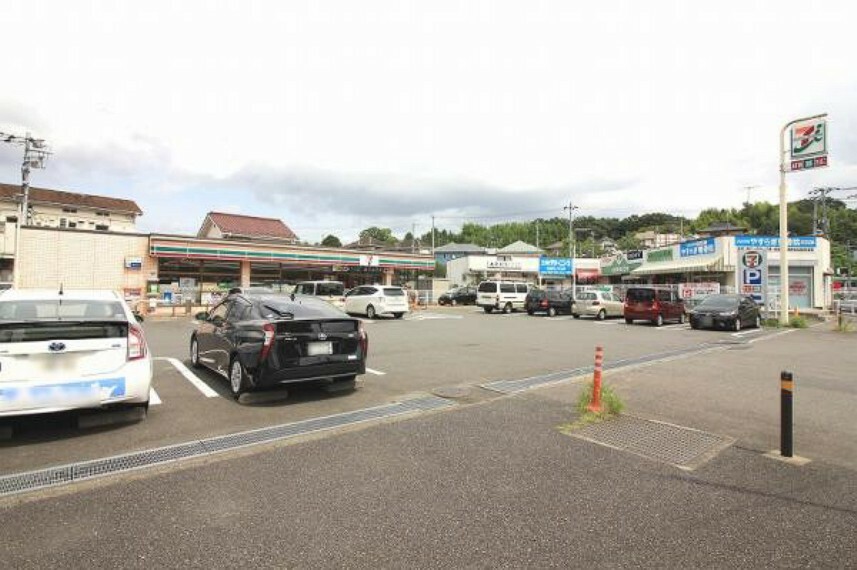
[195,311,210,321]
[133,311,145,323]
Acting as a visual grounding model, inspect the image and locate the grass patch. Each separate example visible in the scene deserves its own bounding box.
[558,381,625,432]
[789,315,808,329]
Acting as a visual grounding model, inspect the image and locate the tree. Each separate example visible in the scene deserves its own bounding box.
[358,227,397,244]
[320,234,342,248]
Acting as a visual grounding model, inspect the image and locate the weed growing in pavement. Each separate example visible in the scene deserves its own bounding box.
[558,382,625,432]
[762,318,781,328]
[789,316,808,328]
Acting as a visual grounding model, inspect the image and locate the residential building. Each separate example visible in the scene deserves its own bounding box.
[434,242,487,266]
[634,230,683,249]
[197,211,299,244]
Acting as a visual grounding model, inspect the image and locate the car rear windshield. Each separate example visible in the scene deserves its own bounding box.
[478,283,497,293]
[626,289,656,303]
[316,283,344,296]
[0,322,127,343]
[383,288,405,296]
[0,300,126,321]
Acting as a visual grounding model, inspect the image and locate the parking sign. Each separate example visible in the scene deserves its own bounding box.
[737,249,768,306]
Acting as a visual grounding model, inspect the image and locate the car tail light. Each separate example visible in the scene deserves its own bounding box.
[651,301,660,312]
[358,321,369,357]
[260,323,276,361]
[540,300,548,308]
[128,324,147,361]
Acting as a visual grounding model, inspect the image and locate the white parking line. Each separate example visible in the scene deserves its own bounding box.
[149,388,162,406]
[157,357,220,398]
[732,328,763,338]
[366,368,386,375]
[655,324,691,331]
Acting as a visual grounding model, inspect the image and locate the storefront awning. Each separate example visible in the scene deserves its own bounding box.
[630,256,729,276]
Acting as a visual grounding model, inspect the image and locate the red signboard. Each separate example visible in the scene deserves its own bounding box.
[790,156,828,171]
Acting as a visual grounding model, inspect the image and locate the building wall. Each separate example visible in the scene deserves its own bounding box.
[17,227,154,300]
[0,201,137,233]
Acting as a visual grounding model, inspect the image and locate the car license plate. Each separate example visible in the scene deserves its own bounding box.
[306,342,333,356]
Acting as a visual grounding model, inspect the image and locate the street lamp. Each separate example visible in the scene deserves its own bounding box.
[564,202,579,298]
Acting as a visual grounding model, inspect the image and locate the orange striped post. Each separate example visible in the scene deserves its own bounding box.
[587,345,604,413]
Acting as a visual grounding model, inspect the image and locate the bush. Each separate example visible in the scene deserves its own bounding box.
[789,316,808,329]
[576,381,624,418]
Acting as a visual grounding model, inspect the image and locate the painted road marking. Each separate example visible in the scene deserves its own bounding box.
[157,357,220,398]
[656,324,691,331]
[732,328,763,338]
[407,313,464,321]
[149,388,162,406]
[366,368,386,376]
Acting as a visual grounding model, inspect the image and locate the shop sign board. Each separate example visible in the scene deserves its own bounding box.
[538,257,572,276]
[179,277,196,289]
[678,282,720,301]
[679,238,715,258]
[734,235,816,251]
[626,250,643,261]
[736,249,768,305]
[646,248,674,263]
[788,118,827,172]
[359,255,380,267]
[487,259,523,272]
[125,257,143,270]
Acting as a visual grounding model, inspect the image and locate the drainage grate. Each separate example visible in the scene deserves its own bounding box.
[569,415,735,470]
[0,396,454,498]
[481,344,720,394]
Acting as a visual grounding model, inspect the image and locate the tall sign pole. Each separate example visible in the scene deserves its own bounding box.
[778,114,827,325]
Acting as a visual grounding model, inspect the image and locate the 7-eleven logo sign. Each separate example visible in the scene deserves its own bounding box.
[790,119,827,159]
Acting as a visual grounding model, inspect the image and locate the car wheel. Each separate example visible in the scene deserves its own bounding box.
[229,358,249,399]
[573,314,581,319]
[755,314,762,328]
[547,307,557,318]
[625,318,633,325]
[190,336,202,369]
[655,314,664,327]
[393,312,404,319]
[678,312,686,324]
[527,309,534,316]
[451,299,457,306]
[483,306,493,314]
[690,320,699,330]
[733,317,741,332]
[596,309,606,321]
[502,303,513,314]
[366,305,376,319]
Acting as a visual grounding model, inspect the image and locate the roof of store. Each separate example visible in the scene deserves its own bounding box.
[434,242,486,253]
[0,182,143,215]
[497,240,543,254]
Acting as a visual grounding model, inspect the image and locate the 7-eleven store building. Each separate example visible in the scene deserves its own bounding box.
[150,235,435,301]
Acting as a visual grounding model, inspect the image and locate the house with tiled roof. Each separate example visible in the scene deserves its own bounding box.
[197,212,299,244]
[496,240,543,256]
[434,242,486,266]
[0,182,142,233]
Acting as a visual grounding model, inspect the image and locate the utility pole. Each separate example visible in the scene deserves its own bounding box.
[431,215,435,256]
[564,202,579,298]
[535,221,539,249]
[411,222,417,253]
[1,131,51,288]
[743,184,761,206]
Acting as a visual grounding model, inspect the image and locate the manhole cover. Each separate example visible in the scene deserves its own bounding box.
[569,416,735,470]
[432,386,471,399]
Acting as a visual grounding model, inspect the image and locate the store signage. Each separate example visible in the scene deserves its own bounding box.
[538,257,573,276]
[678,282,721,300]
[178,277,197,289]
[734,236,816,251]
[646,248,673,262]
[626,250,643,261]
[125,257,143,270]
[788,118,828,172]
[487,259,522,271]
[736,249,768,305]
[359,255,380,267]
[679,238,715,258]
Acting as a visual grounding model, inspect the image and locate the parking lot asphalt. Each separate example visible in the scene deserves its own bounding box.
[2,336,856,568]
[0,306,787,474]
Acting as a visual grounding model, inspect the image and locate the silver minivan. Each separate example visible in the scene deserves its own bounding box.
[293,280,346,309]
[476,281,532,314]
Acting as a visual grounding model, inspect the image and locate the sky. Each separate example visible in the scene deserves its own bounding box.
[1,0,856,243]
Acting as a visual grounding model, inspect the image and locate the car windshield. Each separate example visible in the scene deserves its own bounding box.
[383,288,405,296]
[696,295,741,310]
[478,283,496,293]
[0,300,126,321]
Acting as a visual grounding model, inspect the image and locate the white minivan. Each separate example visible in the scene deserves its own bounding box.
[293,280,346,309]
[476,281,533,313]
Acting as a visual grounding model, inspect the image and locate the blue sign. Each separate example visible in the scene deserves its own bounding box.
[680,238,716,257]
[734,235,817,250]
[539,257,573,276]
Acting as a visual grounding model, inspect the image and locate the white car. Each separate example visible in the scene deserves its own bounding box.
[573,290,625,320]
[476,281,533,314]
[0,289,152,418]
[293,280,347,309]
[344,285,409,319]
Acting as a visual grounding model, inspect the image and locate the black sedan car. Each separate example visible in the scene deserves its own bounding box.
[525,289,575,317]
[190,292,367,398]
[689,294,761,331]
[437,286,477,306]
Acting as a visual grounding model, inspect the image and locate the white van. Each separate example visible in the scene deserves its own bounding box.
[293,281,346,309]
[476,281,533,313]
